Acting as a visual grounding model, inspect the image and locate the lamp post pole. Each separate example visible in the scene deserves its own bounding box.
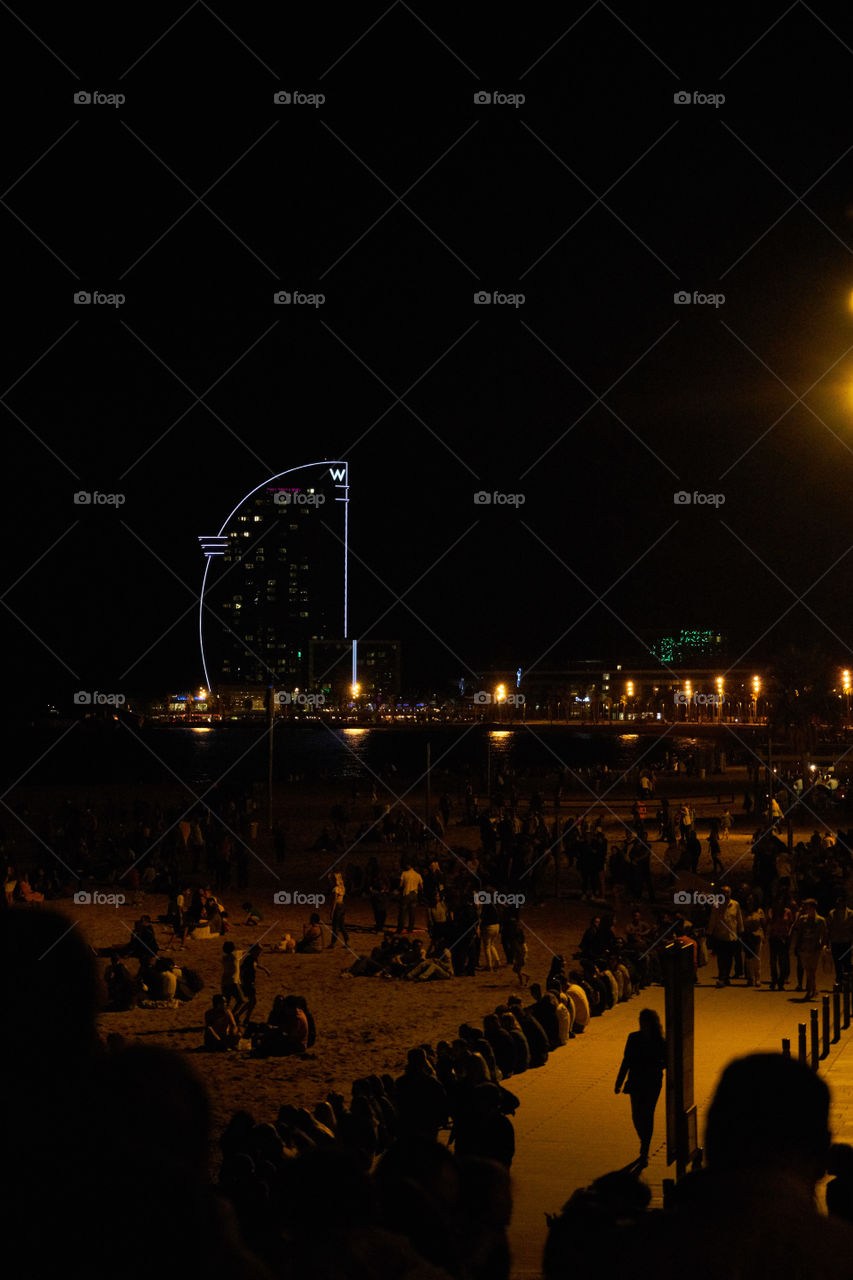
[267,684,275,832]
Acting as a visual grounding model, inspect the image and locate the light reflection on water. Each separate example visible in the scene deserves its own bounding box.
[14,723,722,789]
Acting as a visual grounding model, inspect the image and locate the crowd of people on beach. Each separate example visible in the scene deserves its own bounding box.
[9,907,853,1280]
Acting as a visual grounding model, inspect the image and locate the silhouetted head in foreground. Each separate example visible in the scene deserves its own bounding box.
[6,906,101,1075]
[706,1054,831,1187]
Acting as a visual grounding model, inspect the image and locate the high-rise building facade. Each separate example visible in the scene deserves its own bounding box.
[199,461,349,689]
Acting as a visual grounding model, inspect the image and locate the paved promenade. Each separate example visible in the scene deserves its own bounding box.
[507,976,853,1278]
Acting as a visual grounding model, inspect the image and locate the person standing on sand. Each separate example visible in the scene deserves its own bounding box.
[327,871,349,949]
[397,861,423,933]
[238,943,269,1028]
[221,941,246,1020]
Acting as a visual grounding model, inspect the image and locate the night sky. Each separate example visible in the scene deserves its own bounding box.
[3,1,853,709]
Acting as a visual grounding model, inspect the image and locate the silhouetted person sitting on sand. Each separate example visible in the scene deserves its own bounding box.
[103,950,135,1010]
[204,993,239,1051]
[295,911,324,952]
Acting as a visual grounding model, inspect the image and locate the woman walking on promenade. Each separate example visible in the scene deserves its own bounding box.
[615,1008,666,1167]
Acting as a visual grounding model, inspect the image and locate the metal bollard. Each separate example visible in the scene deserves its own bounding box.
[833,986,841,1043]
[811,1007,820,1070]
[821,995,830,1059]
[798,1023,807,1064]
[782,1037,791,1058]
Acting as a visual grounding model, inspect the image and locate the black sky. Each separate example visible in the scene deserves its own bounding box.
[3,1,853,706]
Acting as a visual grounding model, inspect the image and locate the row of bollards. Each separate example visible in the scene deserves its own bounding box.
[786,975,852,1072]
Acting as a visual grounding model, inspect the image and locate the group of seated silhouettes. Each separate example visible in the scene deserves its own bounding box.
[98,916,206,1010]
[346,932,454,979]
[8,907,853,1280]
[203,991,317,1057]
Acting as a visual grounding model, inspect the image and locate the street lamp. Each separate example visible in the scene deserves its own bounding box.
[843,669,851,726]
[684,680,692,721]
[626,680,634,720]
[716,676,724,722]
[752,675,760,723]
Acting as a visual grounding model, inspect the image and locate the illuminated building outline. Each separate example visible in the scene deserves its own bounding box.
[199,461,350,693]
